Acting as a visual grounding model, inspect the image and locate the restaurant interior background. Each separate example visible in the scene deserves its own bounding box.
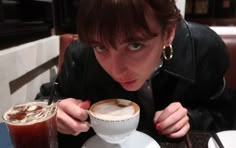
[0,0,235,50]
[0,0,235,122]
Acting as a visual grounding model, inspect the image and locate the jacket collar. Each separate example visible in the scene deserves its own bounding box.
[162,20,196,83]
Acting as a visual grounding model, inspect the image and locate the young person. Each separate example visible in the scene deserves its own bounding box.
[37,0,234,147]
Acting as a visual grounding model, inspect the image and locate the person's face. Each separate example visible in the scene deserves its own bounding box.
[91,10,176,91]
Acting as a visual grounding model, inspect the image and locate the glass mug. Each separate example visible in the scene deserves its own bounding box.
[2,101,58,148]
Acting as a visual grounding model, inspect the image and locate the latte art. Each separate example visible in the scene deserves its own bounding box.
[90,99,139,120]
[92,104,135,120]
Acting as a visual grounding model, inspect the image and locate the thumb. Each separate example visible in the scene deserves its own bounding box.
[78,100,91,109]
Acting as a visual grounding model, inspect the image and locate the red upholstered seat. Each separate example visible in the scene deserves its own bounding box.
[58,34,78,72]
[220,34,236,89]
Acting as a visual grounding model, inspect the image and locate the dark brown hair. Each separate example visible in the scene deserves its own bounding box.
[77,0,181,48]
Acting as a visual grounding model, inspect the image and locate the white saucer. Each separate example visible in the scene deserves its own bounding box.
[82,131,160,148]
[208,130,236,148]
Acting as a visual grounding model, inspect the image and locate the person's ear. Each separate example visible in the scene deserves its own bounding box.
[163,25,176,46]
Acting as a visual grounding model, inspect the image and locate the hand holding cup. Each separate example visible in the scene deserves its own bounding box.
[56,98,91,135]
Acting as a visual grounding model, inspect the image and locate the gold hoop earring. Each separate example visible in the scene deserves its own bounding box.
[162,45,173,60]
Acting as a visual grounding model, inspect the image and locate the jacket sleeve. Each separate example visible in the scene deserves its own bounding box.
[186,23,235,131]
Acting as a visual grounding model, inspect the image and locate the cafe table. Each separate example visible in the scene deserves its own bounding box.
[0,122,211,148]
[0,122,12,148]
[158,132,211,148]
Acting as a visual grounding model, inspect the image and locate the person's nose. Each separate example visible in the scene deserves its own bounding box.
[110,51,127,78]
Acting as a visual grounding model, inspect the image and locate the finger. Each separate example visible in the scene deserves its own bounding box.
[57,120,75,135]
[59,100,89,121]
[57,121,90,136]
[67,98,83,105]
[156,102,182,123]
[153,111,162,124]
[157,107,187,130]
[167,123,190,138]
[72,121,91,136]
[78,100,91,109]
[57,108,77,134]
[160,115,189,135]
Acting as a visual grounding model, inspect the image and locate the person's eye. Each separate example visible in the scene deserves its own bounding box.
[94,45,106,52]
[128,42,143,51]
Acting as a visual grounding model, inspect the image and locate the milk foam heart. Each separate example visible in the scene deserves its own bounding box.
[91,103,135,120]
[90,99,139,120]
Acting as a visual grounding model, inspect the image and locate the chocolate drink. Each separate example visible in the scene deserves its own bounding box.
[3,102,58,148]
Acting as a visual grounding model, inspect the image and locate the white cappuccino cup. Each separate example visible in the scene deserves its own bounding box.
[88,98,140,144]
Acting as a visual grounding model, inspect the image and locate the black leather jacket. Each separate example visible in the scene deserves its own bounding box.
[37,20,235,147]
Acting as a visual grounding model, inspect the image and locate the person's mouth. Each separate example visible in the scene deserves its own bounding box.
[118,80,137,87]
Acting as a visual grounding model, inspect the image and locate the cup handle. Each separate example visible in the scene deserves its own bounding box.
[84,110,92,127]
[84,121,92,127]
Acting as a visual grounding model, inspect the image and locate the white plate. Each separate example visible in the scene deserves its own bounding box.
[208,130,236,148]
[82,131,160,148]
